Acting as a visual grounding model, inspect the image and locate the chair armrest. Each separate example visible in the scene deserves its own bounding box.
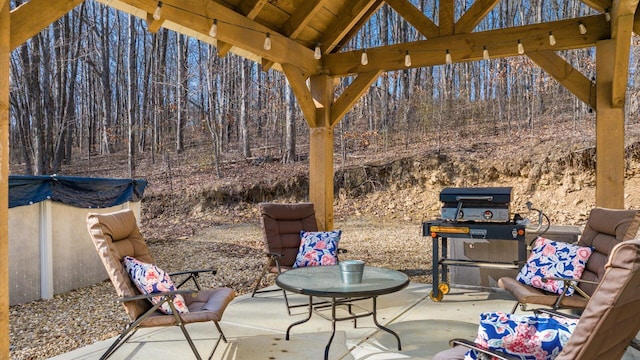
[533,308,580,320]
[170,269,217,277]
[449,339,520,360]
[117,289,197,303]
[542,277,598,300]
[170,269,217,290]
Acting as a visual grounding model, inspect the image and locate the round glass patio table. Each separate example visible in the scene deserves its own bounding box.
[276,265,409,360]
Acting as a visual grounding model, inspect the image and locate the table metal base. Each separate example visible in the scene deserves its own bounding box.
[285,295,401,360]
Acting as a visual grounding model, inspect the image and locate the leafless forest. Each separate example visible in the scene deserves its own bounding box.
[8,0,640,178]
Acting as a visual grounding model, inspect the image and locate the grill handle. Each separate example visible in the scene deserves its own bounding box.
[455,195,494,201]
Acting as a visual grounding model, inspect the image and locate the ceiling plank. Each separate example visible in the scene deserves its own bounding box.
[385,0,438,38]
[238,0,268,19]
[439,0,454,36]
[282,63,317,127]
[281,0,328,39]
[321,0,379,53]
[527,51,596,108]
[455,0,501,34]
[324,14,610,76]
[115,0,318,75]
[581,0,611,12]
[331,70,382,126]
[10,0,83,51]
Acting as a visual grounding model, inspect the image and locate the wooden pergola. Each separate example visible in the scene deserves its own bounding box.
[1,0,639,356]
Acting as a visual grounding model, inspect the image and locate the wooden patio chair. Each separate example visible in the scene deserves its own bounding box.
[434,237,640,360]
[251,202,348,314]
[498,207,640,313]
[86,209,236,360]
[251,202,319,313]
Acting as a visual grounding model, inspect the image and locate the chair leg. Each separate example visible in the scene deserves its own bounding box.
[207,321,228,360]
[100,325,139,360]
[252,260,271,297]
[510,301,521,314]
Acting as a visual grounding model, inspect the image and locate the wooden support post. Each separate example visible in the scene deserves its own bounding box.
[308,75,334,231]
[0,1,10,358]
[595,39,625,209]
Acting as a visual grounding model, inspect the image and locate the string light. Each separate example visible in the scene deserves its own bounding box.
[604,10,611,22]
[361,49,368,66]
[482,46,489,60]
[314,44,322,60]
[548,32,556,46]
[263,33,271,50]
[404,50,411,67]
[445,49,452,65]
[578,22,587,35]
[517,40,525,54]
[208,19,218,37]
[152,1,162,20]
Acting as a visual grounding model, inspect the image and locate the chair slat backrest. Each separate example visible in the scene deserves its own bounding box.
[576,208,640,295]
[259,203,318,267]
[87,209,153,320]
[557,238,640,360]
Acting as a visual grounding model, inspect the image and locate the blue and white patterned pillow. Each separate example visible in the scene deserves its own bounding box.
[293,230,341,268]
[516,237,593,295]
[464,312,578,360]
[123,256,189,314]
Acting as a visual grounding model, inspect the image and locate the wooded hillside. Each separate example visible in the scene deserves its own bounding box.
[8,0,640,177]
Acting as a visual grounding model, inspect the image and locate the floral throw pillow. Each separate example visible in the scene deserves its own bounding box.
[293,230,342,268]
[123,256,189,314]
[516,237,593,295]
[464,312,578,360]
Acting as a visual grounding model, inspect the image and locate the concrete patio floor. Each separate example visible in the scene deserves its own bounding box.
[49,283,640,360]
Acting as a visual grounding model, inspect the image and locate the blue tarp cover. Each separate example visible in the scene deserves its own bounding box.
[8,175,147,208]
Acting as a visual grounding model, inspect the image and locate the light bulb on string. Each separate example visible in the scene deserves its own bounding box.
[208,19,218,38]
[605,10,611,21]
[578,22,587,35]
[152,1,162,20]
[361,49,368,66]
[314,44,322,60]
[404,51,411,67]
[445,49,452,65]
[548,32,556,46]
[263,33,271,50]
[482,46,489,60]
[517,40,525,54]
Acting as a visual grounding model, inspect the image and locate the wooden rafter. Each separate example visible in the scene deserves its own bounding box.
[146,13,164,33]
[384,0,438,38]
[439,0,454,36]
[527,51,596,108]
[320,0,379,53]
[238,0,268,20]
[455,0,501,34]
[330,70,382,126]
[282,63,318,127]
[10,0,84,51]
[581,0,612,12]
[324,14,610,76]
[281,0,328,39]
[330,0,383,53]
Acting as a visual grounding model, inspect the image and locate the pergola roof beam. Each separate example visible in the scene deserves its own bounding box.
[281,0,328,39]
[439,0,454,36]
[581,0,612,12]
[527,51,596,108]
[115,0,318,75]
[10,0,84,51]
[384,0,438,39]
[330,70,382,126]
[320,0,379,54]
[324,14,610,76]
[455,0,501,34]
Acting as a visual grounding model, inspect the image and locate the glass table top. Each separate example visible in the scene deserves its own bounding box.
[276,265,409,298]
